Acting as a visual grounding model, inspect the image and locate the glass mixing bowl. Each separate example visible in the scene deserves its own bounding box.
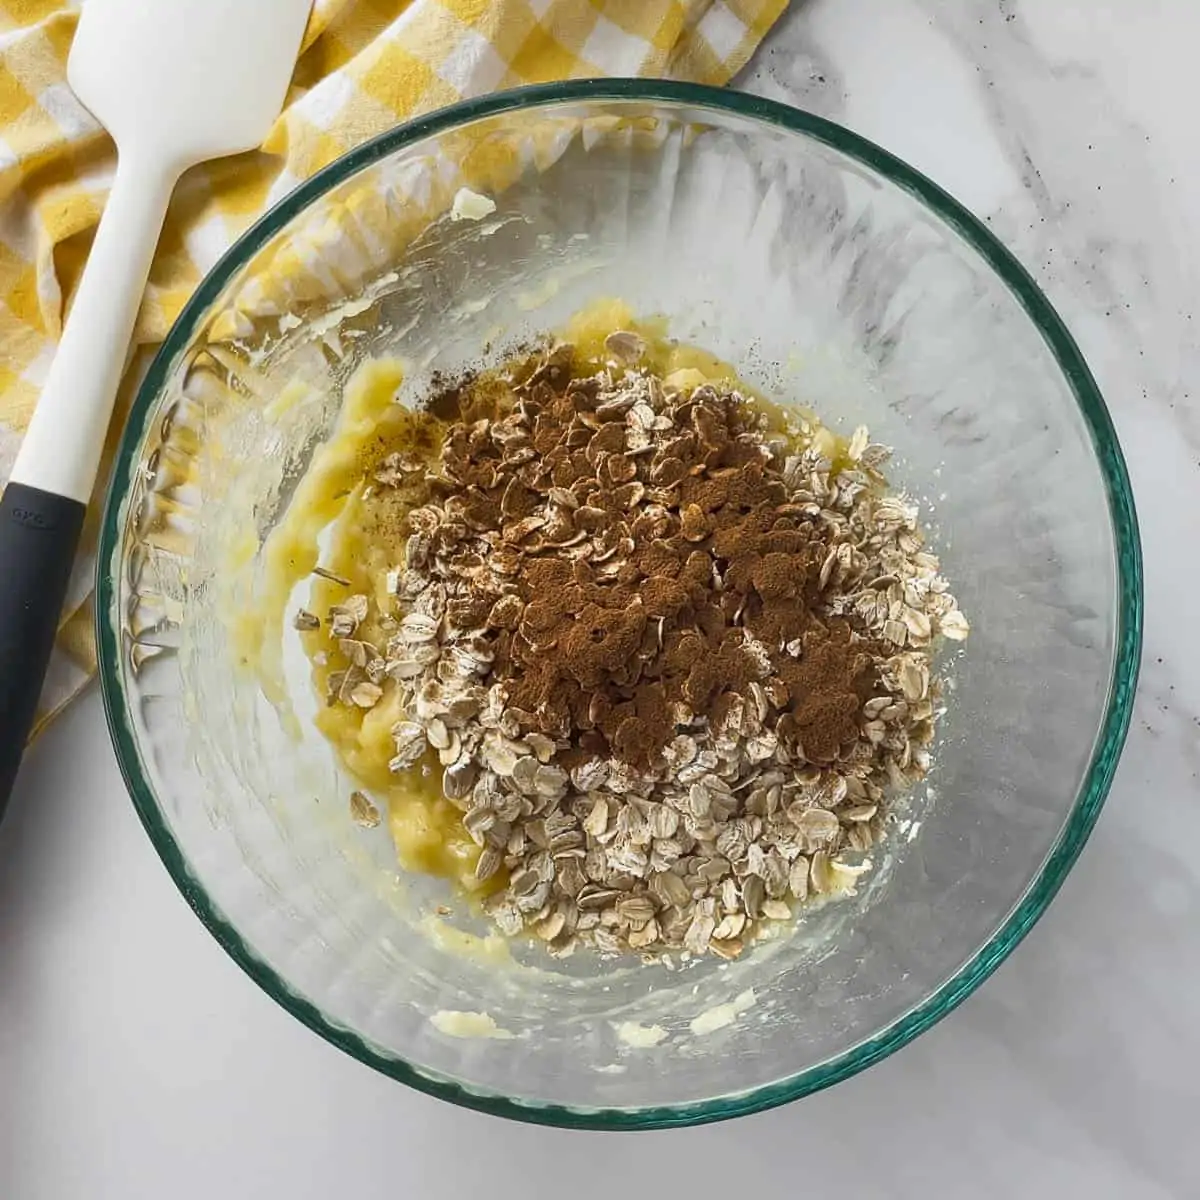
[97,81,1141,1127]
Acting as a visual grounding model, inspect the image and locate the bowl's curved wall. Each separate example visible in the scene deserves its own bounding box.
[97,82,1139,1127]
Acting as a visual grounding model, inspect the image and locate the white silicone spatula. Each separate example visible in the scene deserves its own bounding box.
[0,0,312,811]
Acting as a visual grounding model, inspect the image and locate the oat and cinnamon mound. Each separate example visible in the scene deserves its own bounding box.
[311,333,969,960]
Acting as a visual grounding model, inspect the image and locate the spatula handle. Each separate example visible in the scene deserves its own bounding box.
[0,156,175,816]
[9,156,175,503]
[0,483,86,812]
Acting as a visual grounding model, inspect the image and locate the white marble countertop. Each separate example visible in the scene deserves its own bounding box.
[3,2,1197,1197]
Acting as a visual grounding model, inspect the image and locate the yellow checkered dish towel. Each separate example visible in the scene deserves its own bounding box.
[0,0,786,735]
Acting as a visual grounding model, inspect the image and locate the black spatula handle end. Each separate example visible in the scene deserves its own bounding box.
[0,482,86,816]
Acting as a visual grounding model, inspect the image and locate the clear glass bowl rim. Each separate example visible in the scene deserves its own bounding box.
[96,78,1143,1130]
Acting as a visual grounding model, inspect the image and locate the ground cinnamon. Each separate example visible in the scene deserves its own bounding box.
[430,357,882,771]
